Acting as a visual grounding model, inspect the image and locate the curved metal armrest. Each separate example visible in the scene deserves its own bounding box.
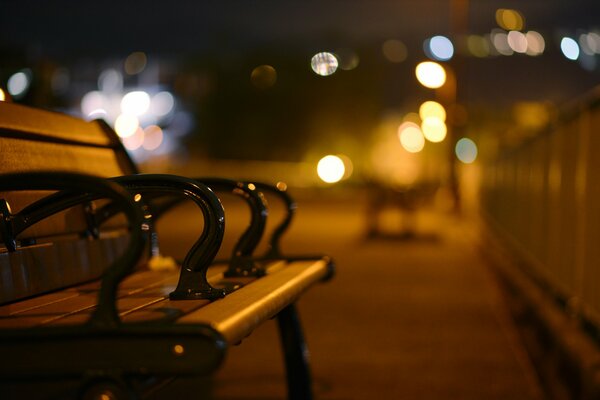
[196,178,267,277]
[249,182,335,279]
[133,177,268,276]
[109,174,227,301]
[0,172,146,329]
[250,182,296,259]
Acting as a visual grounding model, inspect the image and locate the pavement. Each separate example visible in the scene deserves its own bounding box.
[153,188,545,400]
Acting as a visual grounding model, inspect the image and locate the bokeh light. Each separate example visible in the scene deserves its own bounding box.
[421,117,447,143]
[455,138,478,164]
[122,127,145,151]
[560,37,580,60]
[492,31,514,56]
[121,91,151,116]
[0,88,5,102]
[335,48,360,70]
[311,52,338,76]
[51,68,70,95]
[583,32,600,54]
[81,91,107,116]
[114,114,140,138]
[419,101,446,122]
[7,71,31,98]
[98,69,123,93]
[526,31,545,55]
[495,9,525,31]
[403,112,421,125]
[507,31,528,53]
[382,39,407,63]
[398,122,425,153]
[251,65,277,89]
[142,125,164,151]
[317,155,345,183]
[87,109,108,119]
[415,61,446,89]
[425,35,454,61]
[467,35,490,58]
[124,51,147,75]
[150,92,175,117]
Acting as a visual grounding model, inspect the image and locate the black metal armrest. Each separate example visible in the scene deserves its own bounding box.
[250,182,296,259]
[249,181,335,280]
[138,177,269,277]
[109,174,227,301]
[0,172,146,328]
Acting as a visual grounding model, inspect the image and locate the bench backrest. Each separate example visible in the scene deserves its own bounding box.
[0,102,137,303]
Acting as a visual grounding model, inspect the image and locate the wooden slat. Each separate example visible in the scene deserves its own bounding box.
[178,259,329,344]
[0,235,129,304]
[0,265,231,328]
[0,136,124,177]
[0,102,113,146]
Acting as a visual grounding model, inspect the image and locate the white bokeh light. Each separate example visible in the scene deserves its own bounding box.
[311,52,339,76]
[560,37,580,60]
[426,35,454,61]
[317,155,345,183]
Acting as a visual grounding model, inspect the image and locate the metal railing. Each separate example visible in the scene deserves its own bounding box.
[482,86,600,329]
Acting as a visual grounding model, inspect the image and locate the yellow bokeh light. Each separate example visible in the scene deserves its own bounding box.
[398,122,425,153]
[317,155,346,183]
[382,39,407,63]
[403,112,421,125]
[124,51,147,75]
[251,65,277,89]
[0,88,5,101]
[467,35,490,58]
[114,114,139,138]
[173,344,185,355]
[495,9,524,31]
[421,117,447,143]
[415,61,446,89]
[419,101,446,122]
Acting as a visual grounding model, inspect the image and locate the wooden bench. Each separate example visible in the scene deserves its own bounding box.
[0,101,333,399]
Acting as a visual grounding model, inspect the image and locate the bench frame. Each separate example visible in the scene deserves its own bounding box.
[0,101,334,399]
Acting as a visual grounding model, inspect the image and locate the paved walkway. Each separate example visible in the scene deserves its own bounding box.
[155,191,544,399]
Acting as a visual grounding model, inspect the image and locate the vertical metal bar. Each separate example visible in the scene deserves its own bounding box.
[277,304,313,400]
[573,108,591,313]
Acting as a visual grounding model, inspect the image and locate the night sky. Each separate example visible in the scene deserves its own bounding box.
[1,1,599,160]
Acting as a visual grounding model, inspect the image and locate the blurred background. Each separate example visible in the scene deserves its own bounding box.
[2,1,600,399]
[0,1,597,193]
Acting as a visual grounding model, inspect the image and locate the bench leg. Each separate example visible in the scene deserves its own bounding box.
[277,304,313,400]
